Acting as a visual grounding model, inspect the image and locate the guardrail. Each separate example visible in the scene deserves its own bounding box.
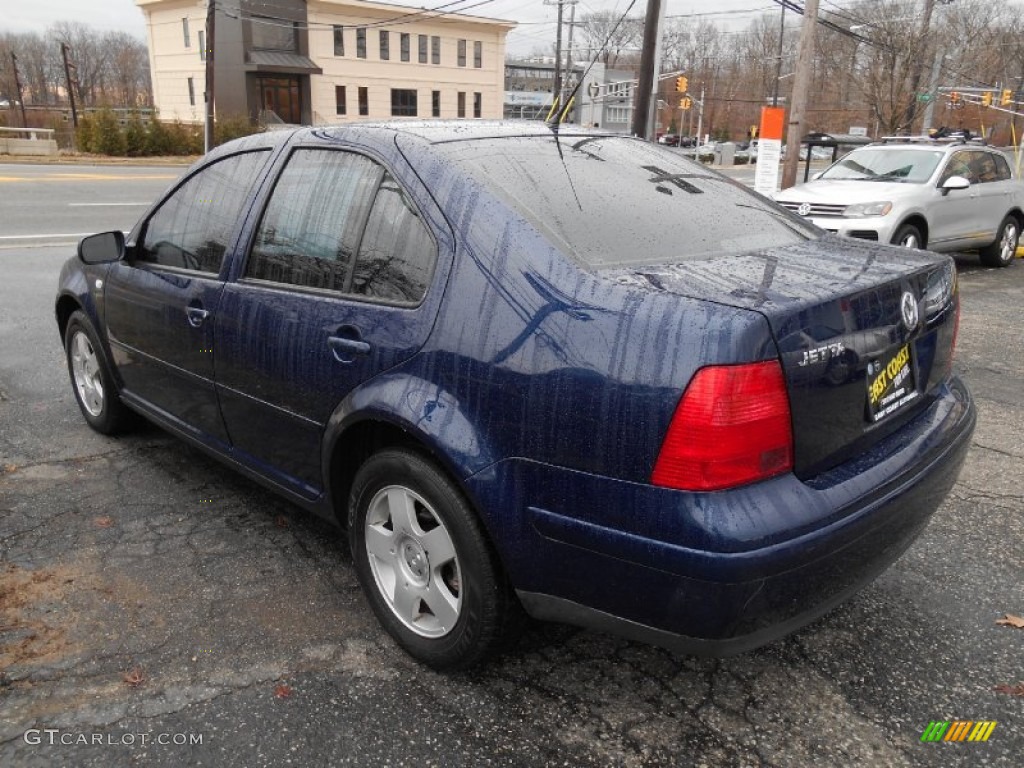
[0,126,59,157]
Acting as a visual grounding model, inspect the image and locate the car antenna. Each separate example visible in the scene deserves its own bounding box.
[544,0,641,211]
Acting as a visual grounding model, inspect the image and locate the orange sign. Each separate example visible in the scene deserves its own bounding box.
[760,107,786,141]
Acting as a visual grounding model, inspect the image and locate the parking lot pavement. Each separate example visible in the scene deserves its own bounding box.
[2,240,1023,765]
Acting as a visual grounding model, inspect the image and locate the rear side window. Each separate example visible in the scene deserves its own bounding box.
[432,136,817,267]
[138,150,269,273]
[247,149,381,291]
[247,148,437,304]
[993,152,1012,181]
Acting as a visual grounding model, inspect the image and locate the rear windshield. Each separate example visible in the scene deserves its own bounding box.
[429,135,817,268]
[819,148,944,183]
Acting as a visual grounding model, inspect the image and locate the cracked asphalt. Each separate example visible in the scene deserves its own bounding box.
[2,236,1022,763]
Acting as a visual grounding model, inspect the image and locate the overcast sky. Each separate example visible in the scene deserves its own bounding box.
[5,0,790,56]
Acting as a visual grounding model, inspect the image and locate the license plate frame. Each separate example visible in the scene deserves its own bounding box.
[866,343,919,423]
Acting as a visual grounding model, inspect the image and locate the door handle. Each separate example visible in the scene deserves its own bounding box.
[328,335,371,363]
[186,307,210,328]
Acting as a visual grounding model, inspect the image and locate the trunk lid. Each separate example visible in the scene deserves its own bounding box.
[607,238,959,479]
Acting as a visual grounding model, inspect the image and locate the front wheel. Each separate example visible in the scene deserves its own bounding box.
[979,215,1020,267]
[348,449,522,669]
[891,223,925,249]
[64,310,134,434]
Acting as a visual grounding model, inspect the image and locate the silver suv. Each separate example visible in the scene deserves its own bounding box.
[774,137,1024,267]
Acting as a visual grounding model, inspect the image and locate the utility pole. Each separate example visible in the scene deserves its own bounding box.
[11,53,28,129]
[632,0,663,139]
[204,0,216,153]
[903,0,953,133]
[781,0,819,190]
[563,0,577,115]
[60,42,79,128]
[545,0,565,110]
[772,3,786,107]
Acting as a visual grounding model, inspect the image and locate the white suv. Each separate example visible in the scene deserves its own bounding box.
[774,138,1024,267]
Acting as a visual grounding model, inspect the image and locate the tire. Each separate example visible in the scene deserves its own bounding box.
[891,223,925,249]
[64,310,134,435]
[979,215,1020,268]
[348,448,522,669]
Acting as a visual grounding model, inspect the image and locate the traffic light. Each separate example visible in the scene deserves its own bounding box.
[1001,88,1013,106]
[982,91,993,107]
[679,96,692,110]
[675,76,688,93]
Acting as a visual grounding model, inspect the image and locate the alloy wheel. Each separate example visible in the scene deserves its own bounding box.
[70,330,104,417]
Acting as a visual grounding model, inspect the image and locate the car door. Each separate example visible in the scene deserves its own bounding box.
[927,150,983,251]
[104,150,272,444]
[965,150,1014,246]
[214,147,445,496]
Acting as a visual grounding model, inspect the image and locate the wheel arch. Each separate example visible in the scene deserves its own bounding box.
[895,214,929,247]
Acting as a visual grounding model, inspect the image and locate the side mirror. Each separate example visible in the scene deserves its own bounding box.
[940,175,971,196]
[78,231,125,265]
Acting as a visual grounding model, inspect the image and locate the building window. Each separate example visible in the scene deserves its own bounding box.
[357,28,366,59]
[400,33,410,62]
[474,41,482,68]
[418,35,427,64]
[457,39,466,67]
[198,30,206,61]
[391,89,417,117]
[182,18,190,47]
[432,90,440,117]
[431,36,440,65]
[188,77,195,106]
[335,85,347,115]
[457,91,465,118]
[333,25,344,56]
[473,92,481,118]
[379,31,389,60]
[252,16,297,52]
[358,86,368,116]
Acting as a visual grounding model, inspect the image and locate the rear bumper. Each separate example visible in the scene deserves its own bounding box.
[467,377,974,654]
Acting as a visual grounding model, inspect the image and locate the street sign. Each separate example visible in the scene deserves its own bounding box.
[917,92,934,103]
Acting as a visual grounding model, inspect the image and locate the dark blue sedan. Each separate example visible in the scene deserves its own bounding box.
[56,122,975,669]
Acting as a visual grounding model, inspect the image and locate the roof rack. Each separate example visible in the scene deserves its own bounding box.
[877,130,987,146]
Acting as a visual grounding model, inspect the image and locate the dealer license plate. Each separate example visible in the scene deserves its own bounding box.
[866,344,919,423]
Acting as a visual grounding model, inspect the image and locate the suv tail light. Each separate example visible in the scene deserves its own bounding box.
[652,361,794,492]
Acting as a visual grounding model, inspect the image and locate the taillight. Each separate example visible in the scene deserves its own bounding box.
[652,361,794,492]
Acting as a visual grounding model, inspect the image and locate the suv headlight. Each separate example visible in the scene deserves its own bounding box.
[843,201,893,217]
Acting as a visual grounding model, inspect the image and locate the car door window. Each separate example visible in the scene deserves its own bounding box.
[968,151,999,183]
[138,151,269,273]
[246,149,382,291]
[939,151,976,185]
[351,173,436,304]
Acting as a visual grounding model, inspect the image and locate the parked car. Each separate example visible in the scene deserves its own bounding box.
[57,123,975,669]
[774,138,1024,267]
[658,133,680,146]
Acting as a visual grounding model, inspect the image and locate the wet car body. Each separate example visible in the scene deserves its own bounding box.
[56,122,975,665]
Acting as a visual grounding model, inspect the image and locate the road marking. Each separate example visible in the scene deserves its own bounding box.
[0,233,96,240]
[68,203,149,207]
[0,173,176,183]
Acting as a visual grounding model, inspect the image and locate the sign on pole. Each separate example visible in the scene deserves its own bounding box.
[755,106,785,197]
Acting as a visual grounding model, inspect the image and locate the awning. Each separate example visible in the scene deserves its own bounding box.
[247,51,322,75]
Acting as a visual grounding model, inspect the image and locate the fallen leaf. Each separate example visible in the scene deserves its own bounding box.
[274,683,293,699]
[995,614,1024,628]
[94,516,114,528]
[123,667,146,687]
[274,515,289,529]
[993,683,1024,697]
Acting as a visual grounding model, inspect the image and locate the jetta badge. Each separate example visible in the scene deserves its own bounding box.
[797,203,812,217]
[900,291,919,331]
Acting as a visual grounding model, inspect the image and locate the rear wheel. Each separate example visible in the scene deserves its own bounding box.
[979,215,1019,267]
[891,223,925,249]
[348,448,522,669]
[64,310,134,434]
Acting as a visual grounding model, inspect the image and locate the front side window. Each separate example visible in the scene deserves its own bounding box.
[938,151,976,184]
[380,31,390,60]
[138,151,269,274]
[246,150,381,292]
[391,89,417,117]
[353,174,436,304]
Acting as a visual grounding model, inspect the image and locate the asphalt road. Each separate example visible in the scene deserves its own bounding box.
[1,164,1022,767]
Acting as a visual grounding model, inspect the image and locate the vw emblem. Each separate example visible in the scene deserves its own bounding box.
[797,203,812,217]
[900,291,919,332]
